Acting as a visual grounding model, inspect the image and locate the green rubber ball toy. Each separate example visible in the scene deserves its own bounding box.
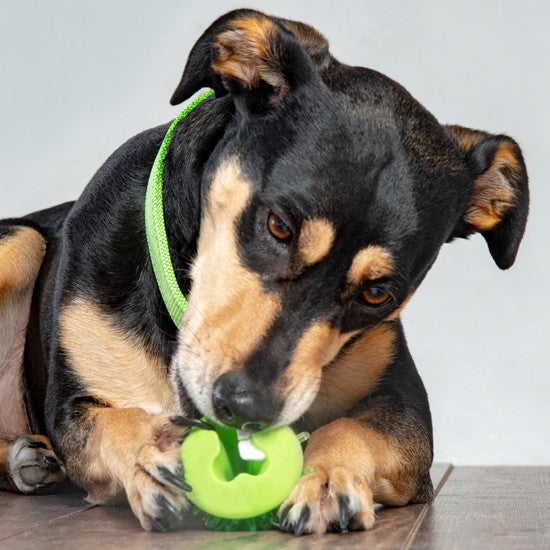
[181,421,306,530]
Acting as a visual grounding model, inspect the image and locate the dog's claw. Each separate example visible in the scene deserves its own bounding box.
[338,494,350,533]
[294,506,310,537]
[277,505,290,532]
[280,508,292,532]
[146,513,168,533]
[195,420,215,430]
[170,416,214,430]
[43,455,61,473]
[155,494,180,518]
[279,504,291,518]
[158,466,192,492]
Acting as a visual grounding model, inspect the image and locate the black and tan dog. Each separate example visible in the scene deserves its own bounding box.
[0,9,528,534]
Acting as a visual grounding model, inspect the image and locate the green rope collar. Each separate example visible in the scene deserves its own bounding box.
[145,88,214,328]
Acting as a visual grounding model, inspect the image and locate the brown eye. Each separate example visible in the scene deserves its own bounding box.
[362,286,391,307]
[267,212,292,242]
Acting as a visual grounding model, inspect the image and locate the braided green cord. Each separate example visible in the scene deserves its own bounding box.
[145,88,215,329]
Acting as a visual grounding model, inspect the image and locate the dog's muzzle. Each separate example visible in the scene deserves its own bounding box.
[212,372,282,431]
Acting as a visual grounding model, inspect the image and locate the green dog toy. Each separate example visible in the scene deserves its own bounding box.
[145,90,308,531]
[181,421,307,531]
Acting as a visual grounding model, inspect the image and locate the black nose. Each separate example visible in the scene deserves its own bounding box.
[212,372,281,431]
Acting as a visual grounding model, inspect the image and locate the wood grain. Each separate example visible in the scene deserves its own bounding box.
[0,482,93,541]
[0,465,451,548]
[408,466,550,550]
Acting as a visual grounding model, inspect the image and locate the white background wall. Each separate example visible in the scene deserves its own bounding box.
[1,0,548,464]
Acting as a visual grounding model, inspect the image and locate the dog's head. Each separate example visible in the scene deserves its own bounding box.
[170,10,528,430]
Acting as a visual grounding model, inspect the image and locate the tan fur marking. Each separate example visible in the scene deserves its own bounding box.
[0,355,29,440]
[60,298,174,415]
[307,324,397,425]
[347,245,393,285]
[299,218,335,265]
[230,16,275,56]
[305,418,397,476]
[212,15,287,100]
[465,141,518,230]
[187,159,279,363]
[176,159,281,418]
[280,418,415,533]
[0,227,45,298]
[278,323,351,425]
[374,478,410,506]
[446,126,522,232]
[63,406,189,530]
[0,227,45,440]
[496,141,521,171]
[81,407,152,500]
[289,322,343,373]
[306,419,416,503]
[354,398,433,501]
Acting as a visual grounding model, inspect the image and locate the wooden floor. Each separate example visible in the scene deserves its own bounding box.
[1,465,549,549]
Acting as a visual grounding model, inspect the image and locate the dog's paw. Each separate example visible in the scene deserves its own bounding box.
[6,435,66,494]
[125,414,211,532]
[278,465,375,535]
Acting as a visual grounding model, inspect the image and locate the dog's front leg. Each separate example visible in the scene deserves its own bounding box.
[44,294,206,530]
[60,406,198,531]
[280,412,433,535]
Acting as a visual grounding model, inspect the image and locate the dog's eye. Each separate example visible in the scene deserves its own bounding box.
[362,286,391,307]
[267,212,292,242]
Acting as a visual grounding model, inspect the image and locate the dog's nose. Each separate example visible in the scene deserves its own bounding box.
[212,372,280,431]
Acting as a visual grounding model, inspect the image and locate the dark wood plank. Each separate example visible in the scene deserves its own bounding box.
[0,483,93,541]
[0,464,451,549]
[408,466,550,550]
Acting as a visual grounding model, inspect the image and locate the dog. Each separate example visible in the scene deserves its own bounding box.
[0,9,528,534]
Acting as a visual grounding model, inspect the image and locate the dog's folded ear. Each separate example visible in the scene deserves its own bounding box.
[170,9,329,112]
[446,125,529,269]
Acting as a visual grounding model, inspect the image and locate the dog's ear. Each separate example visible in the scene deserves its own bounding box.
[170,9,328,111]
[446,125,529,269]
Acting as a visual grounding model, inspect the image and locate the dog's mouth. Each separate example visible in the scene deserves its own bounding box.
[171,351,323,432]
[173,386,271,432]
[212,398,270,432]
[171,316,349,430]
[172,364,214,421]
[172,361,287,431]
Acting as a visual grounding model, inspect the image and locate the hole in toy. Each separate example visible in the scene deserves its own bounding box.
[212,423,268,481]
